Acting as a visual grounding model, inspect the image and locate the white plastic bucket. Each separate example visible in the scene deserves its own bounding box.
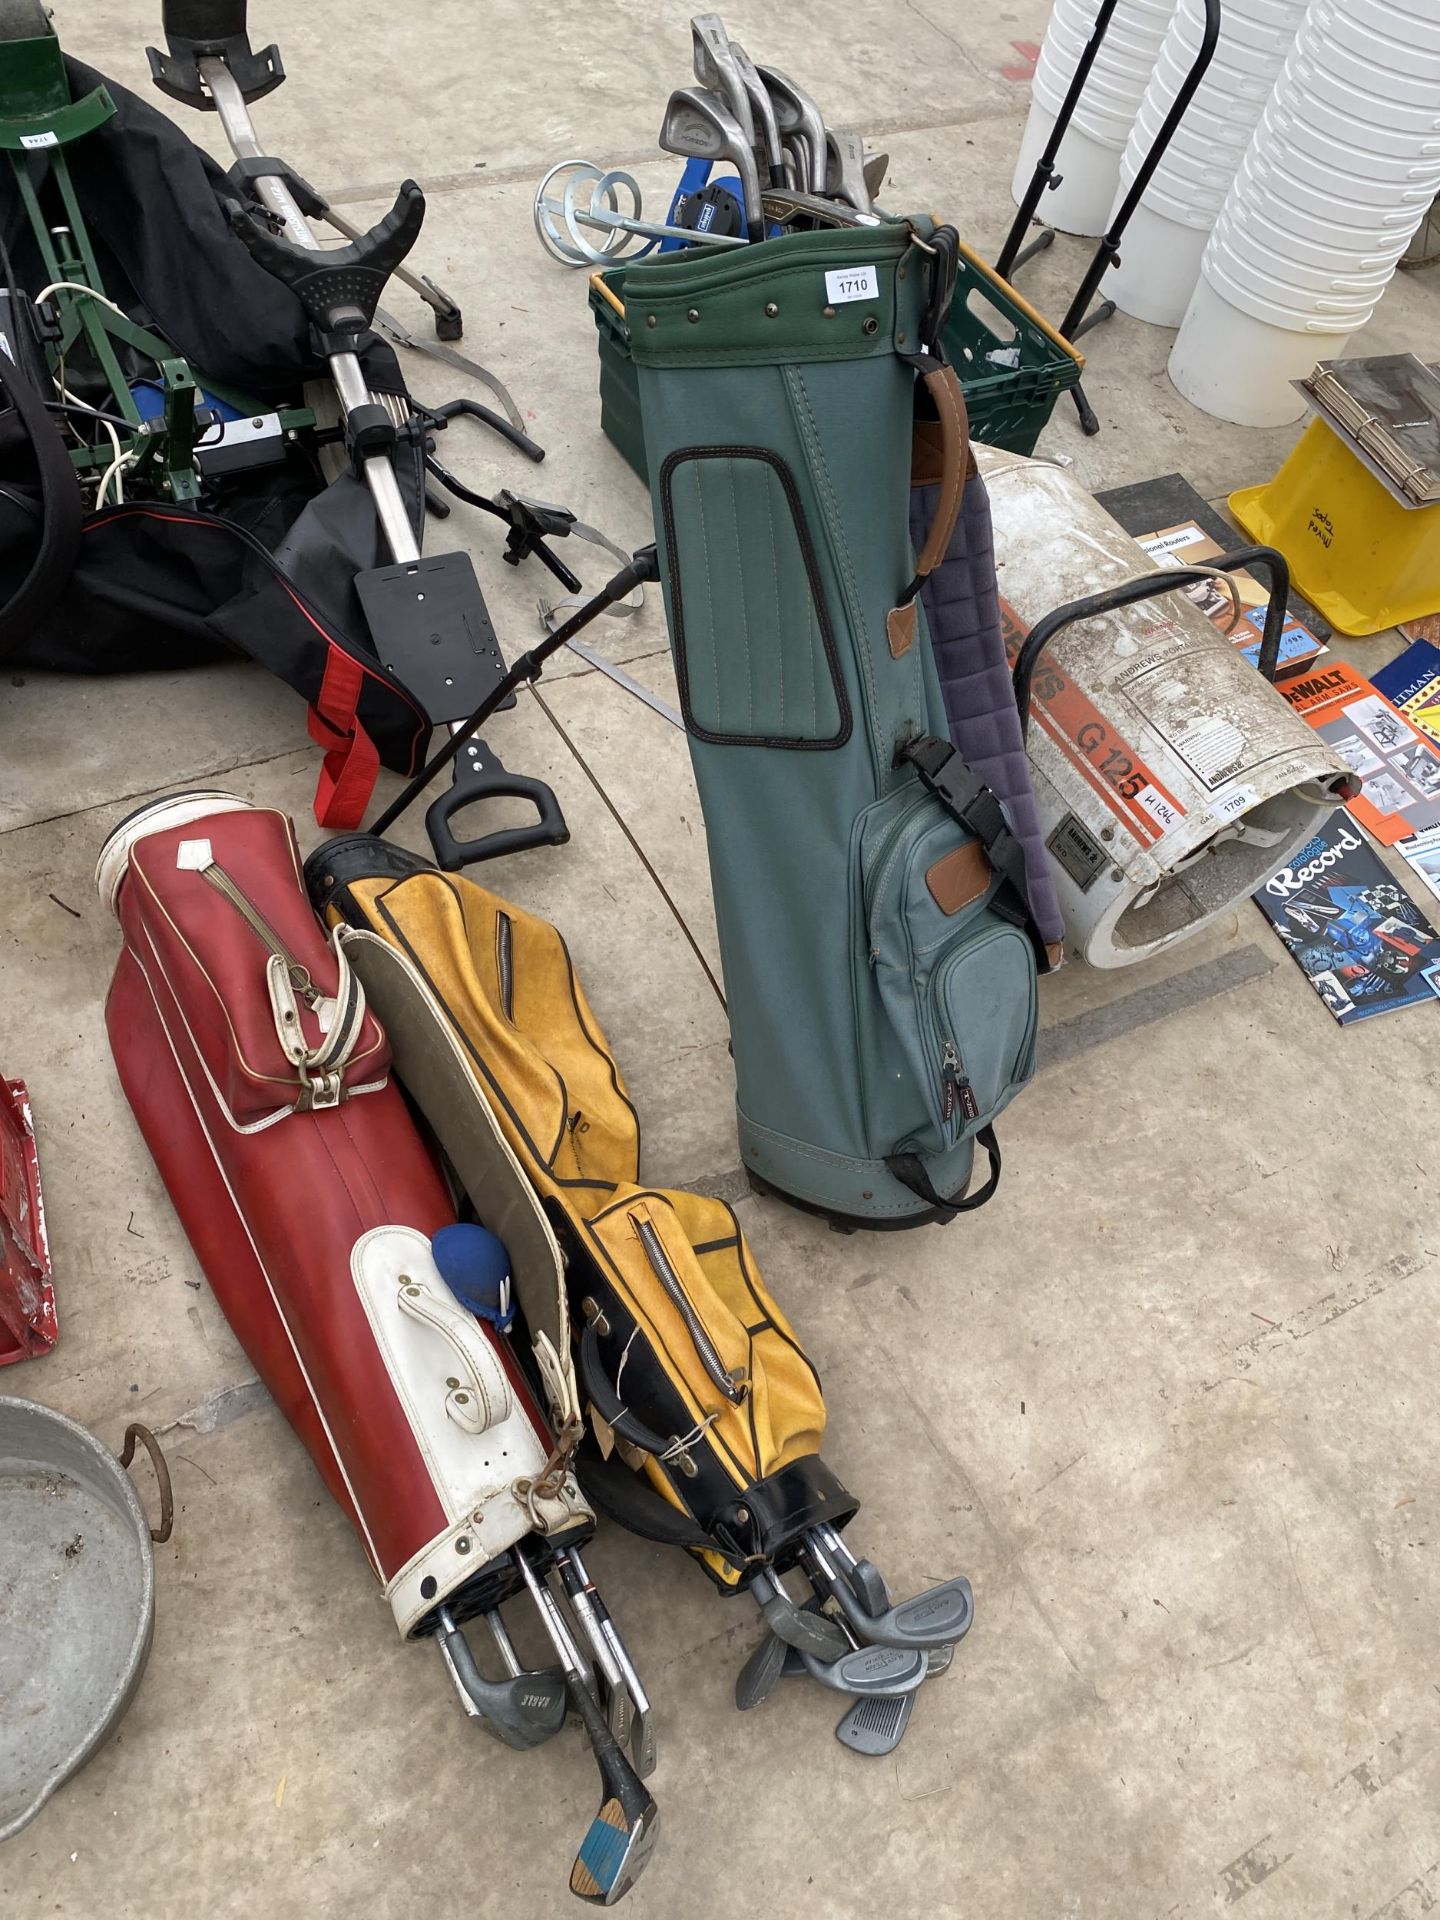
[1287,53,1440,128]
[1169,276,1347,425]
[1216,216,1404,297]
[1104,200,1213,323]
[1227,196,1416,273]
[1241,144,1435,229]
[1303,3,1440,70]
[1011,100,1130,234]
[1267,96,1440,167]
[1203,245,1386,330]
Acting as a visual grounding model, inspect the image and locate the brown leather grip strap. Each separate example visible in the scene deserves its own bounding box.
[913,364,970,580]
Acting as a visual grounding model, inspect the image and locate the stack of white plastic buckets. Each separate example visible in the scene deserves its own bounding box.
[1101,0,1309,324]
[1170,0,1440,424]
[1011,0,1178,236]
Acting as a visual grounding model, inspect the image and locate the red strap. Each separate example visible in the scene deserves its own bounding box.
[308,648,380,829]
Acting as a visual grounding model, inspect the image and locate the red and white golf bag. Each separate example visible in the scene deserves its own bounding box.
[97,792,591,1636]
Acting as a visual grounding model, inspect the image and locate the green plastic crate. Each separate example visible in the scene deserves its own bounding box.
[588,239,1083,485]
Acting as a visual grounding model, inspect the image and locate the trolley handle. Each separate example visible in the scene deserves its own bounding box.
[1011,544,1293,739]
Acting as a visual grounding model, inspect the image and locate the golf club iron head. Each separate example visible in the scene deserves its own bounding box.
[747,1568,850,1660]
[799,1638,929,1697]
[807,1528,975,1653]
[515,1548,659,1905]
[660,86,764,238]
[730,41,788,186]
[735,1630,789,1711]
[690,13,756,150]
[835,1689,917,1756]
[434,1605,569,1749]
[823,127,874,213]
[862,150,890,201]
[753,64,828,192]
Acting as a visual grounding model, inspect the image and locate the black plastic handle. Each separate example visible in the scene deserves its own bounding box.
[225,182,425,340]
[578,1320,674,1460]
[424,737,568,870]
[148,2,284,107]
[1012,544,1293,741]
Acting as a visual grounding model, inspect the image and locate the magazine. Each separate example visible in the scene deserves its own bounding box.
[1254,813,1440,1024]
[1399,822,1440,908]
[1280,659,1440,846]
[1134,520,1327,675]
[1371,638,1440,745]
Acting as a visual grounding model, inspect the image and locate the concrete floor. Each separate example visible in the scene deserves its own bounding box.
[3,4,1440,1916]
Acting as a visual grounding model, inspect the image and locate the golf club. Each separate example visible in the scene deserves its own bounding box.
[735,1630,788,1711]
[798,1636,928,1697]
[754,65,828,192]
[862,150,891,202]
[759,187,882,233]
[515,1548,659,1906]
[817,1524,897,1616]
[806,1526,975,1652]
[690,13,756,152]
[660,86,764,242]
[747,1567,850,1660]
[823,128,874,213]
[731,42,789,187]
[835,1690,917,1756]
[433,1602,569,1749]
[566,1545,659,1779]
[553,1553,633,1749]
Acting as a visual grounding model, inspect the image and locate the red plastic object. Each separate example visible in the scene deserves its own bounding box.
[0,1077,58,1365]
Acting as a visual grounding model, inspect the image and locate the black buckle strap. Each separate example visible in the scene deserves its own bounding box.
[900,734,1051,968]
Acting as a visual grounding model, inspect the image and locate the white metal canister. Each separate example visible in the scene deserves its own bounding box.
[977,444,1355,968]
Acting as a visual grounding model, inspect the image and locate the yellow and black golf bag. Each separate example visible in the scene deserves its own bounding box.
[308,836,858,1591]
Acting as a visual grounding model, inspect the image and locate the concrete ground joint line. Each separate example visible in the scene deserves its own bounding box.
[0,746,315,841]
[323,101,1028,208]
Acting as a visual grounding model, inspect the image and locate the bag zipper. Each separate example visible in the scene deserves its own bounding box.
[940,1039,979,1128]
[631,1212,745,1405]
[202,864,326,1010]
[495,911,514,1021]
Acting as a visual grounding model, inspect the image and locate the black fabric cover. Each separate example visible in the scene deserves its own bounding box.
[0,57,428,780]
[915,471,1065,950]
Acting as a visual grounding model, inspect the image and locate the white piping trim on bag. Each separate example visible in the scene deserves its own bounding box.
[125,939,385,1577]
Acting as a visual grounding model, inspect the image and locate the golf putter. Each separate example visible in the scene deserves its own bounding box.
[823,128,874,213]
[660,87,764,242]
[566,1545,659,1780]
[731,43,789,187]
[553,1554,633,1750]
[806,1526,974,1652]
[690,14,756,151]
[754,65,828,192]
[835,1691,917,1757]
[747,1567,850,1660]
[515,1549,659,1905]
[433,1603,569,1749]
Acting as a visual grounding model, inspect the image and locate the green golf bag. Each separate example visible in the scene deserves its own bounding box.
[628,222,1050,1229]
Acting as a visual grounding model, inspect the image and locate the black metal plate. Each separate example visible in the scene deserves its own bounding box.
[355,551,512,722]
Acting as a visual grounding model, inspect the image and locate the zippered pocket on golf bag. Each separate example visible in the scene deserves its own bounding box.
[859,786,1038,1159]
[574,1184,851,1587]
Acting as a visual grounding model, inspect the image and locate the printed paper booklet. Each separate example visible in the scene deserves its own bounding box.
[1279,659,1440,846]
[1254,813,1440,1024]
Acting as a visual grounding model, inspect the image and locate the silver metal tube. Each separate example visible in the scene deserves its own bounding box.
[199,57,419,566]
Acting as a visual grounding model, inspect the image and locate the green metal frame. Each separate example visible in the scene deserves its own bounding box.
[0,22,311,505]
